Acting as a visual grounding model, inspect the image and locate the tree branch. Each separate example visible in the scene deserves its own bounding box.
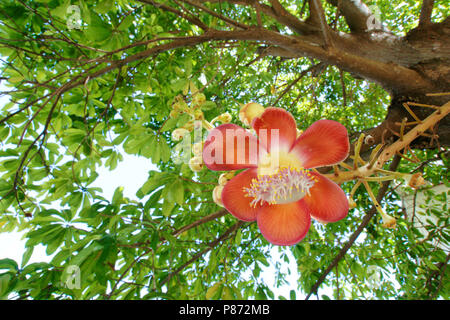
[180,0,249,30]
[137,0,209,30]
[172,209,228,236]
[309,0,334,47]
[326,0,385,33]
[419,0,435,28]
[326,100,450,184]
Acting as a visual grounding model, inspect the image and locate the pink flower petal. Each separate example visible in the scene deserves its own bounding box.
[303,172,349,223]
[257,201,311,246]
[290,120,349,169]
[202,124,260,171]
[222,168,260,222]
[252,107,298,152]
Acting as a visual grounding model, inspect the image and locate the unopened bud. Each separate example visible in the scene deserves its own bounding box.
[217,112,232,123]
[239,102,265,126]
[169,110,179,119]
[364,135,375,145]
[348,198,357,209]
[212,185,224,207]
[218,173,229,186]
[192,93,206,106]
[189,156,204,172]
[172,128,189,141]
[193,109,204,120]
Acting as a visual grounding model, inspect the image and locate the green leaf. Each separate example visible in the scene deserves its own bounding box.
[86,12,112,42]
[289,290,296,300]
[206,282,223,300]
[95,0,114,14]
[21,247,34,267]
[167,179,184,206]
[0,258,18,271]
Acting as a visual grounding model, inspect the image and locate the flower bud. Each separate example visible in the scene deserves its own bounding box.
[189,156,204,172]
[169,110,179,119]
[213,185,224,207]
[172,128,189,141]
[239,102,265,126]
[192,93,206,106]
[193,109,204,120]
[218,173,229,186]
[348,198,357,209]
[217,112,232,123]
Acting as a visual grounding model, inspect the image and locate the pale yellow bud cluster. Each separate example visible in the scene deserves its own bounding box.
[212,172,236,207]
[192,93,206,107]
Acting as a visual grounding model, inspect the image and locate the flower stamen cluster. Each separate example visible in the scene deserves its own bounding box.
[244,167,317,207]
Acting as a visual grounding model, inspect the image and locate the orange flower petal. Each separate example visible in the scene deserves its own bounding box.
[290,120,349,168]
[252,107,297,152]
[257,201,311,246]
[202,124,260,171]
[303,172,349,223]
[222,168,260,222]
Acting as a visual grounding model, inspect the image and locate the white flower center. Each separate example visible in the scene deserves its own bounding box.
[244,167,317,207]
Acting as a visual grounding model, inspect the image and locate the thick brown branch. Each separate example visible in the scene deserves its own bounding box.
[309,0,334,47]
[326,0,385,33]
[267,0,316,35]
[419,0,435,28]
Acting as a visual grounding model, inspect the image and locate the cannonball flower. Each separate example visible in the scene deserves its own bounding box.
[202,107,350,246]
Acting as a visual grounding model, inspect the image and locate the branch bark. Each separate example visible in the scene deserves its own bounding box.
[419,0,435,28]
[326,0,385,33]
[309,0,334,47]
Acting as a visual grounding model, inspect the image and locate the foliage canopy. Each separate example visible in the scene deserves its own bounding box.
[0,0,448,300]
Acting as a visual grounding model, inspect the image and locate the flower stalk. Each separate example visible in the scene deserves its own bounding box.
[362,180,396,229]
